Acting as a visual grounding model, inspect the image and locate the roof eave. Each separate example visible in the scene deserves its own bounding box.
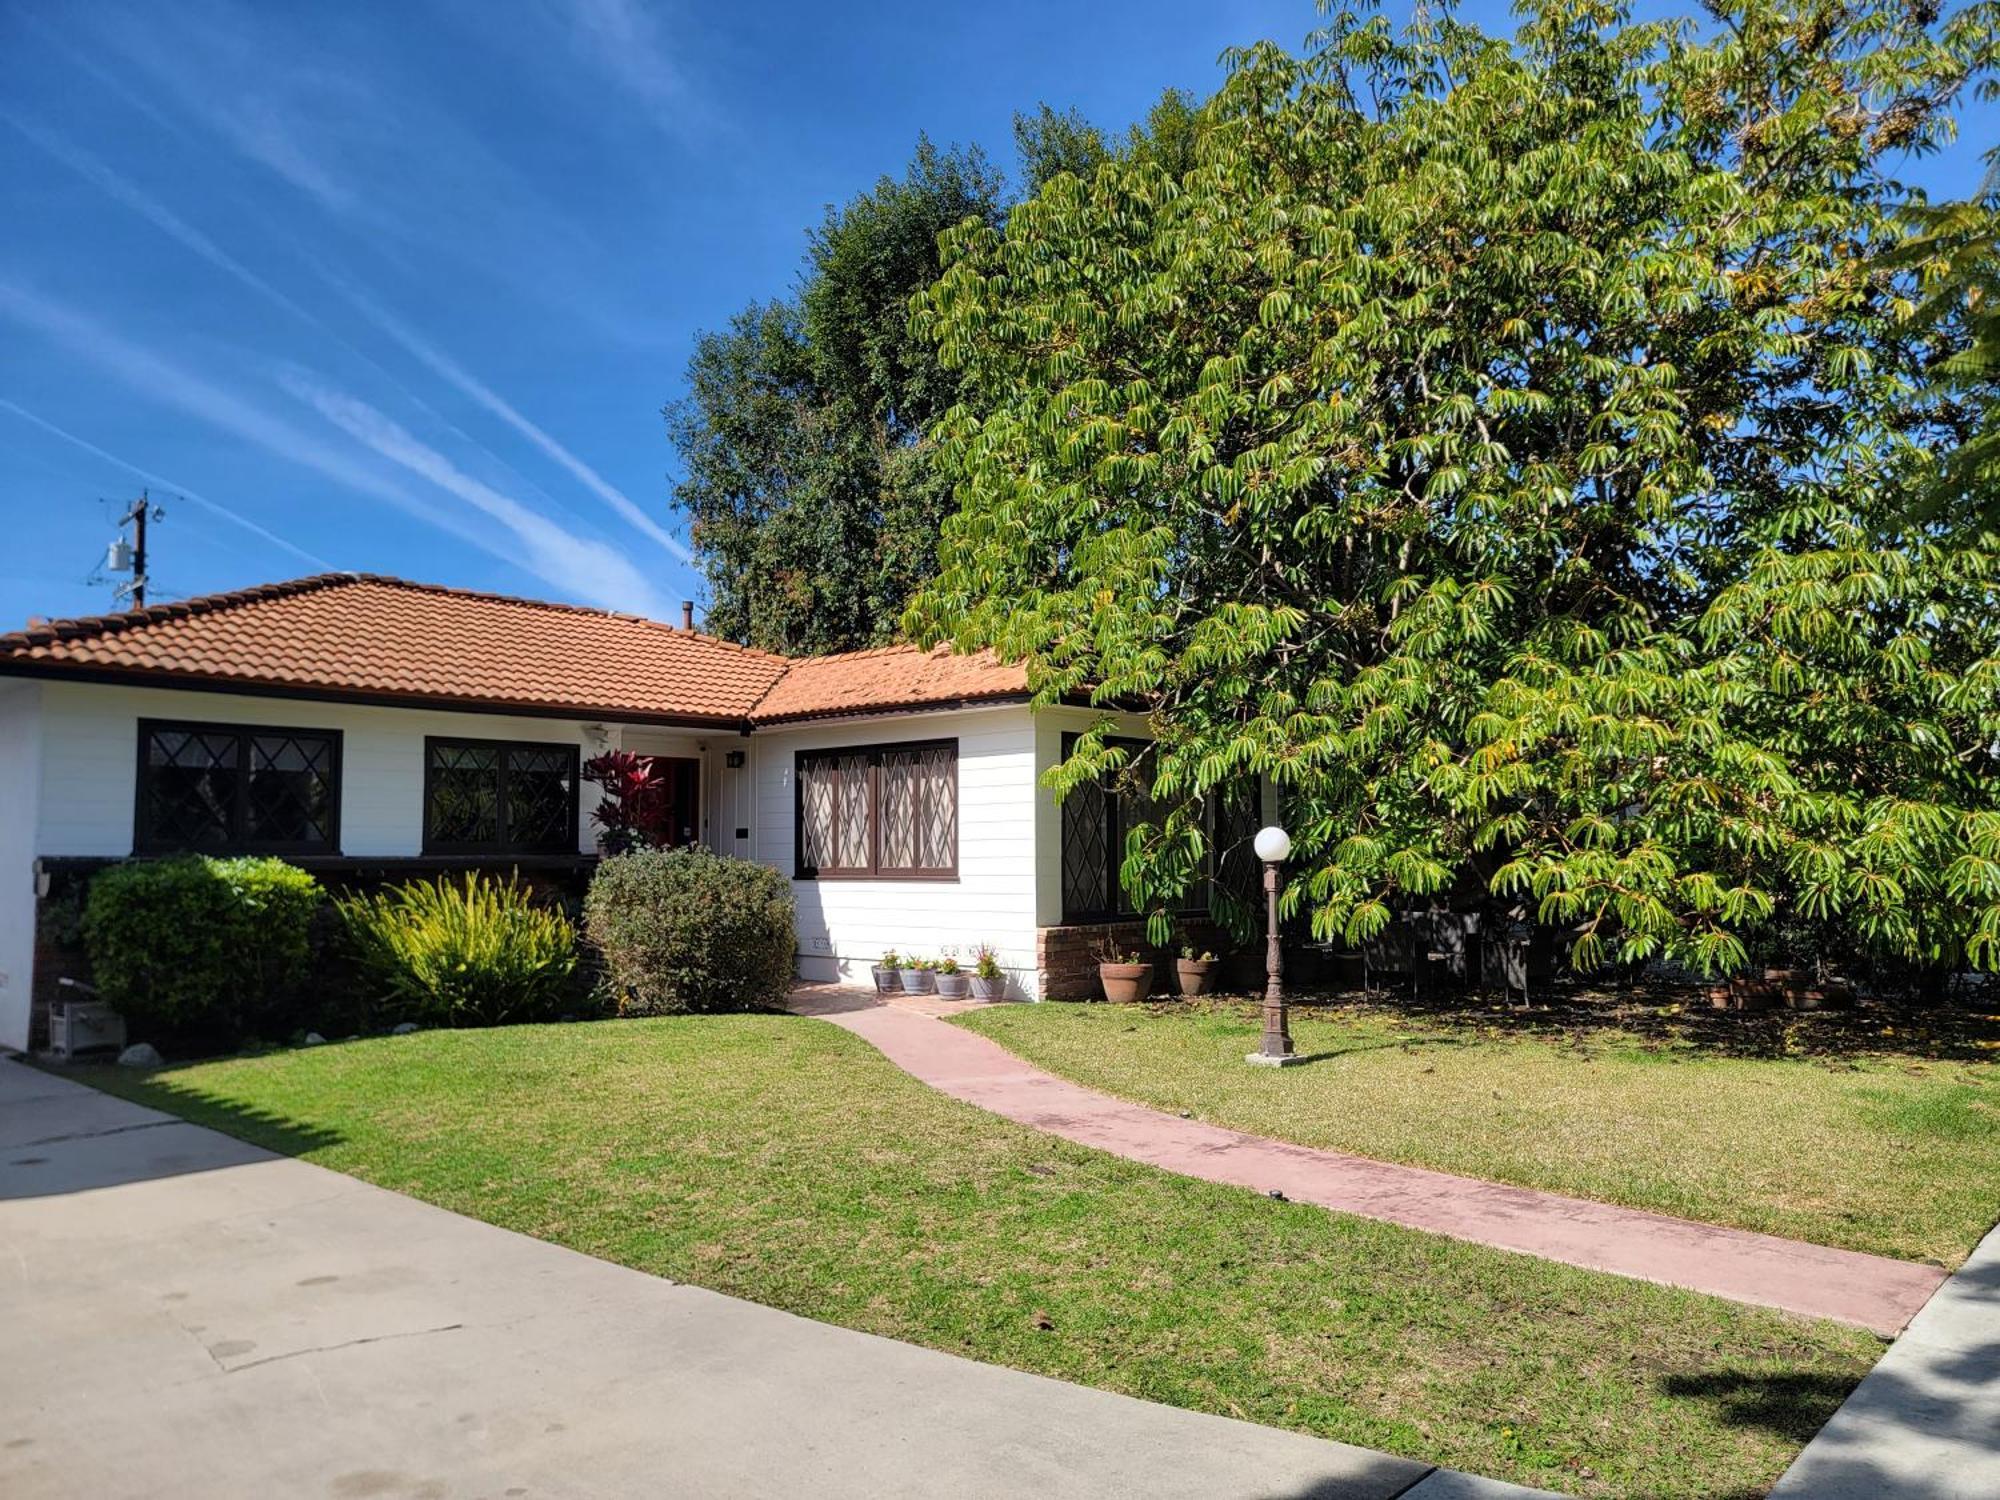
[747,690,1034,728]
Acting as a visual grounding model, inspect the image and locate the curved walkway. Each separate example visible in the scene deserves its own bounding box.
[789,987,1945,1336]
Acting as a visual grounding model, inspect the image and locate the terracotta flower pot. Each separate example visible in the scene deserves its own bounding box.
[970,974,1006,1001]
[1099,961,1154,1003]
[935,972,971,1000]
[872,965,899,994]
[900,968,935,994]
[1175,958,1218,997]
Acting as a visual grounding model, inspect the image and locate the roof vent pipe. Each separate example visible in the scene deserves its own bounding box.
[681,601,694,632]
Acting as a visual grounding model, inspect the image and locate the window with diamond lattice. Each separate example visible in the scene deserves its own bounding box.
[424,737,579,855]
[795,740,956,879]
[1058,733,1261,923]
[136,721,340,855]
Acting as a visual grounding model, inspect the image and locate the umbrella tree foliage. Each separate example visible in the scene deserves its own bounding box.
[909,0,2000,979]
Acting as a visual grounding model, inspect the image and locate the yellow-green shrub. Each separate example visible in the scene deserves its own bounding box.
[338,873,578,1027]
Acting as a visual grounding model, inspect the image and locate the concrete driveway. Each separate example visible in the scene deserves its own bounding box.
[0,1058,1551,1500]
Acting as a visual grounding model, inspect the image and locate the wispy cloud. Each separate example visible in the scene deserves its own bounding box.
[331,282,692,561]
[70,2,607,289]
[556,0,687,128]
[0,398,334,572]
[280,372,669,615]
[0,280,665,614]
[3,115,571,501]
[3,113,324,328]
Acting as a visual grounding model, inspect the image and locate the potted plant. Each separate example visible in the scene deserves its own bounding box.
[1176,945,1218,997]
[934,952,971,1000]
[900,957,936,995]
[969,943,1006,1001]
[1097,938,1153,1004]
[873,950,903,995]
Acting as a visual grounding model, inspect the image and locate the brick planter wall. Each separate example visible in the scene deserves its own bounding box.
[1036,918,1235,1000]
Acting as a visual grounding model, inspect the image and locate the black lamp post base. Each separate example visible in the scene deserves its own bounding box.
[1245,1050,1306,1068]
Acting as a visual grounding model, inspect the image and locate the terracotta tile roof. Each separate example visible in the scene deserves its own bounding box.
[749,641,1028,725]
[0,573,1028,727]
[0,574,788,724]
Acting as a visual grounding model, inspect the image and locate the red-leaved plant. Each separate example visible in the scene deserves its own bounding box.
[582,750,677,855]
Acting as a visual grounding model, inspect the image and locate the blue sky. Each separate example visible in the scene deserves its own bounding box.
[1,1,1992,631]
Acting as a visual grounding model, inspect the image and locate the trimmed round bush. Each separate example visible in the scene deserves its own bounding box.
[586,849,797,1014]
[82,856,322,1043]
[337,873,578,1028]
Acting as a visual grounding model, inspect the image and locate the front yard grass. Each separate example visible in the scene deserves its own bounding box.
[75,1015,1879,1498]
[955,997,2000,1267]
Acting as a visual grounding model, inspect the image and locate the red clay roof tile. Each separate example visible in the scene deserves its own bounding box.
[0,573,1027,727]
[749,640,1026,724]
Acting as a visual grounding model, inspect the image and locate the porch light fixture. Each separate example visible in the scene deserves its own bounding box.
[1247,824,1302,1067]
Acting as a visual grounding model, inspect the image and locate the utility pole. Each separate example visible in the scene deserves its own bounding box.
[105,491,164,610]
[124,493,149,609]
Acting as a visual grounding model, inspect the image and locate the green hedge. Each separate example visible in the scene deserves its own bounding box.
[337,873,578,1028]
[82,856,321,1041]
[585,849,796,1014]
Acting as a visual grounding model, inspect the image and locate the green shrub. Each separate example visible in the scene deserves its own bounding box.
[337,873,578,1027]
[585,849,796,1014]
[83,856,321,1042]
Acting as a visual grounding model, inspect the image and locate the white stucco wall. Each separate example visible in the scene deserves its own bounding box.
[0,681,43,1051]
[752,704,1043,996]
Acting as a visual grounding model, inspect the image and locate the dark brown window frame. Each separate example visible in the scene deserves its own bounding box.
[793,737,958,881]
[422,735,581,856]
[1058,732,1261,925]
[134,718,343,856]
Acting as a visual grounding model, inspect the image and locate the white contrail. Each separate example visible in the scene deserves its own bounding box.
[330,281,693,562]
[0,282,666,614]
[280,371,670,617]
[0,398,333,571]
[3,112,327,330]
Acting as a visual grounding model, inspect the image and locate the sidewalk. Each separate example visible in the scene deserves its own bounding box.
[1769,1221,2000,1499]
[789,986,1944,1335]
[2,1058,1557,1499]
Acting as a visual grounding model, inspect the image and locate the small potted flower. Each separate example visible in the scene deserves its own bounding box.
[1176,944,1218,997]
[900,956,936,995]
[873,950,903,995]
[1097,937,1153,1003]
[969,943,1006,1001]
[934,951,971,1000]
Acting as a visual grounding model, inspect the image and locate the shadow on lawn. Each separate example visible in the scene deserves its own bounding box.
[1168,987,2000,1065]
[1663,1334,2000,1500]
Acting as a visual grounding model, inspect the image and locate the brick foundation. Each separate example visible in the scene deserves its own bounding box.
[1035,918,1237,1000]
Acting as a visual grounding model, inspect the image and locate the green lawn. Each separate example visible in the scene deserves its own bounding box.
[956,998,2000,1266]
[77,1015,1879,1499]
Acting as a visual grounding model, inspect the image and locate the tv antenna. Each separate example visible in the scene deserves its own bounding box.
[104,491,166,609]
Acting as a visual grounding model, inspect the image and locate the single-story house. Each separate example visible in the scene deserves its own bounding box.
[0,572,1264,1051]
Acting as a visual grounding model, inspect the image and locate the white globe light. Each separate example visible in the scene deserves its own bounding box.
[1253,825,1292,863]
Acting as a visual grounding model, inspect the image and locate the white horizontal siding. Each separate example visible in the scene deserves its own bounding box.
[0,681,43,1050]
[752,705,1042,996]
[21,684,1063,1006]
[30,681,661,858]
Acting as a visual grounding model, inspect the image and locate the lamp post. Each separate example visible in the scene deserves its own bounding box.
[1247,825,1301,1067]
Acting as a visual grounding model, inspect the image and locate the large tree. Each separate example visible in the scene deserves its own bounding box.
[667,140,1005,654]
[671,100,1204,655]
[911,0,2000,981]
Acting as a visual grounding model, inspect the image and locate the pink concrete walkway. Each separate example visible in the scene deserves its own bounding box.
[790,987,1945,1337]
